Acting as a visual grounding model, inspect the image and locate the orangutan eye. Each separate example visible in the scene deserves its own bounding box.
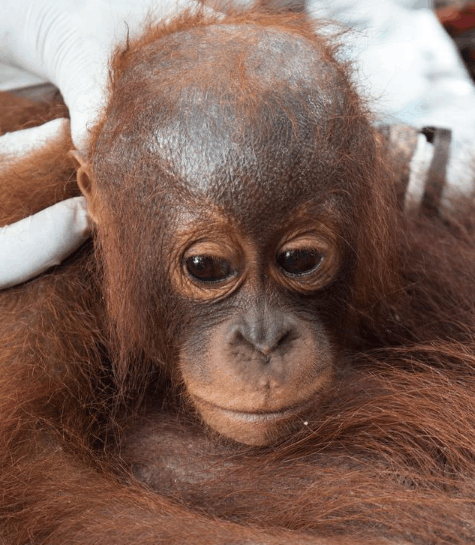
[276,249,323,277]
[185,255,235,283]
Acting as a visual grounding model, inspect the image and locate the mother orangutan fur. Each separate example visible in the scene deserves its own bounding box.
[1,8,475,545]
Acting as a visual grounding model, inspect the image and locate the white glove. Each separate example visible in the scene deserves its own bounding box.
[0,0,210,152]
[0,196,90,289]
[0,120,90,288]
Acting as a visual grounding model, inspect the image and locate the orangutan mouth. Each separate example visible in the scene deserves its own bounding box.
[191,394,312,426]
[205,401,310,423]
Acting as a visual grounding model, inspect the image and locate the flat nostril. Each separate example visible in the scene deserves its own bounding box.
[276,330,291,348]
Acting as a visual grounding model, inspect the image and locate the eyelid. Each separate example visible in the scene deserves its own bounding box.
[279,233,331,252]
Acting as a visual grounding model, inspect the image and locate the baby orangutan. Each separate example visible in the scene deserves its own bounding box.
[1,8,475,545]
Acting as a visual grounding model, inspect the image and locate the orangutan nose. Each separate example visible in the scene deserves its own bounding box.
[229,309,297,356]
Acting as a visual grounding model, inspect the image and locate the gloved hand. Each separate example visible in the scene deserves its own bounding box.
[0,0,207,152]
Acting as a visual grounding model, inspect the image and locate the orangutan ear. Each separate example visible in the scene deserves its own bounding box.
[69,150,100,224]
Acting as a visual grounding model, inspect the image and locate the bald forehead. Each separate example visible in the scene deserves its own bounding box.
[94,20,354,220]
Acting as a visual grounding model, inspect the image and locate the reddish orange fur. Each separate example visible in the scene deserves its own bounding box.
[1,9,475,545]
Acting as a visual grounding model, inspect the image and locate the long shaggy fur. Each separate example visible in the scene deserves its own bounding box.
[1,9,475,545]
